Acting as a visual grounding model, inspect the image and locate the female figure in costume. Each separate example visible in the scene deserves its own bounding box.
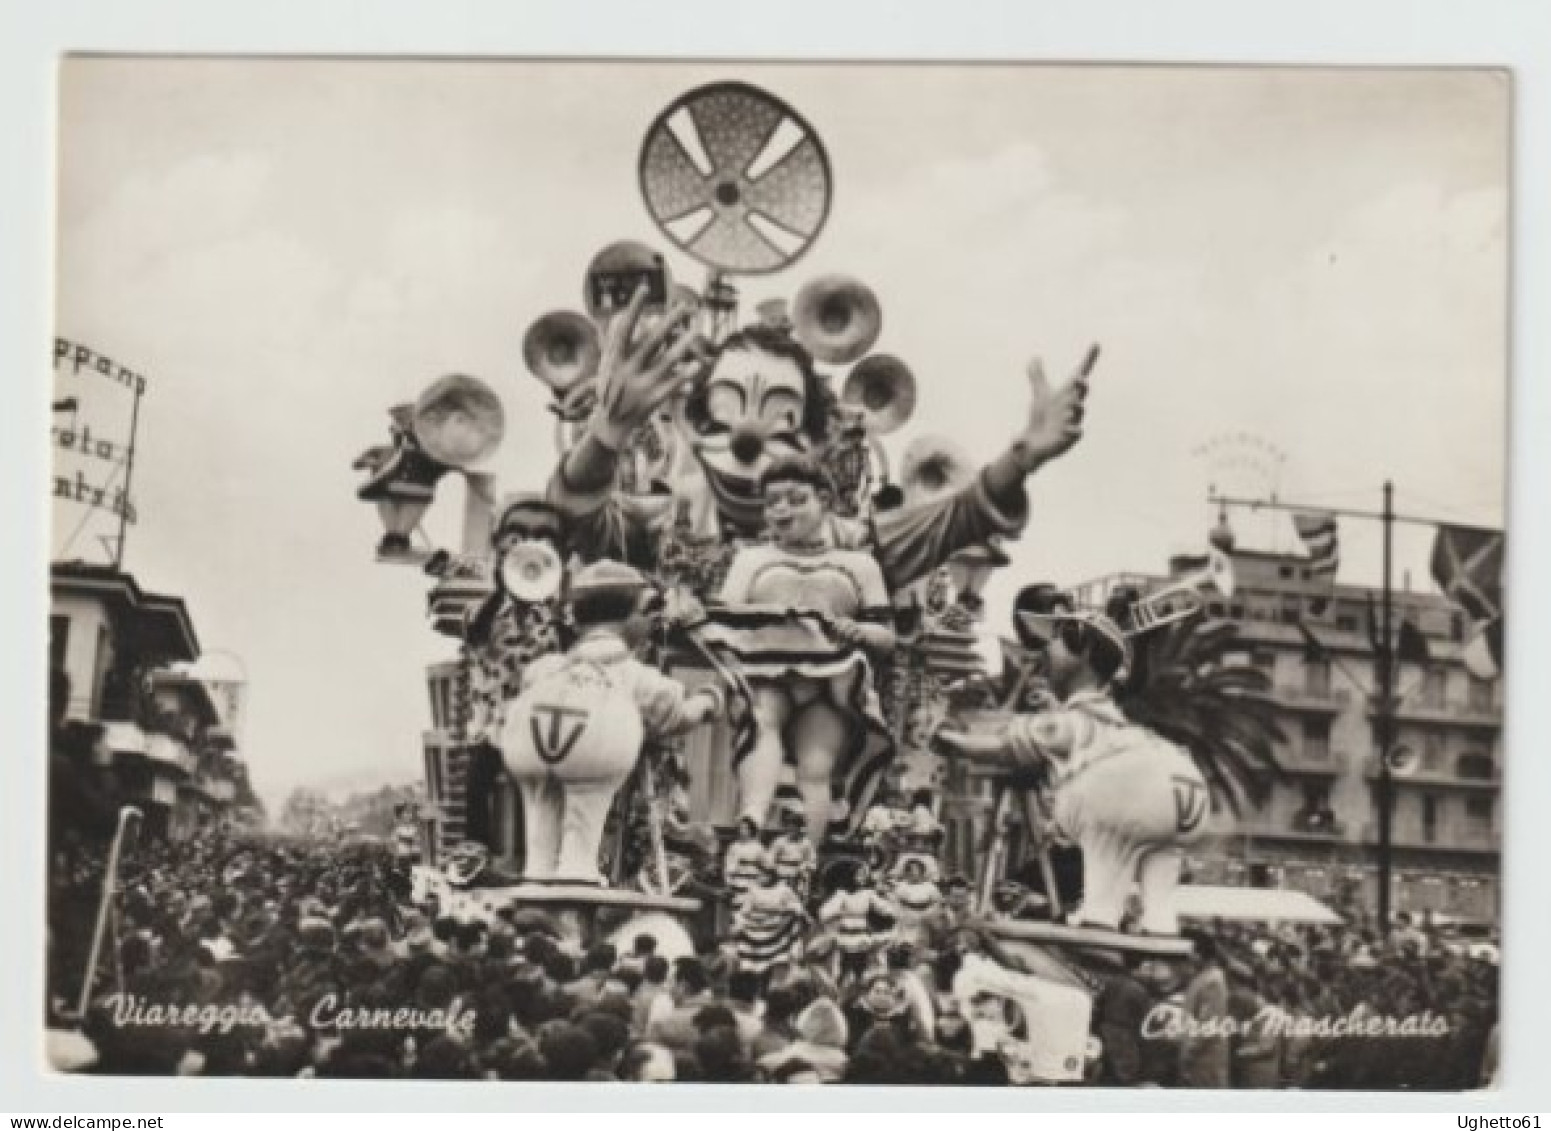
[712,454,897,843]
[768,809,819,902]
[887,856,943,950]
[722,816,771,908]
[732,865,810,976]
[817,861,899,988]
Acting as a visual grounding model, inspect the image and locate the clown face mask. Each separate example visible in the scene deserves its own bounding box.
[690,344,809,531]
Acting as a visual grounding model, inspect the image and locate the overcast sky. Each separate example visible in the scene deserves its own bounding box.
[52,60,1508,808]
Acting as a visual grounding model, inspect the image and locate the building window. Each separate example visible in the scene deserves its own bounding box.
[1301,718,1330,761]
[1422,668,1447,709]
[1305,660,1331,698]
[1422,730,1446,773]
[50,615,70,674]
[1296,783,1335,833]
[1421,795,1439,844]
[1464,797,1493,838]
[1457,752,1495,781]
[1336,614,1359,632]
[1279,565,1295,580]
[1229,603,1245,619]
[1467,676,1494,712]
[1281,600,1302,624]
[92,623,114,719]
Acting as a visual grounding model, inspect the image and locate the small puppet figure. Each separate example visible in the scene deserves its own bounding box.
[501,561,725,884]
[352,404,453,557]
[460,495,573,852]
[463,495,574,747]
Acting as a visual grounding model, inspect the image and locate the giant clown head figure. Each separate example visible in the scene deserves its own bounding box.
[680,324,833,534]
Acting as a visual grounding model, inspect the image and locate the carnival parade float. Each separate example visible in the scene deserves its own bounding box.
[353,81,1256,1083]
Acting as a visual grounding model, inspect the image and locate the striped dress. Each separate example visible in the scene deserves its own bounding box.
[734,881,808,973]
[769,835,817,898]
[723,839,771,906]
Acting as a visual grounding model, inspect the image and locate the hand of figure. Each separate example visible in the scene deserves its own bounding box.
[930,727,966,755]
[663,587,707,627]
[832,617,893,653]
[830,616,866,645]
[592,286,709,449]
[1014,344,1099,470]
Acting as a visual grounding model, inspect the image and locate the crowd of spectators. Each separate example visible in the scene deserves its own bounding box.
[44,828,1498,1088]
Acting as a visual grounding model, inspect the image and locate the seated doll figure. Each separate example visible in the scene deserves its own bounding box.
[502,561,724,884]
[714,455,898,843]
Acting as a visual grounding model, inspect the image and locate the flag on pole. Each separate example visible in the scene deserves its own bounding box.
[1292,512,1340,578]
[1293,511,1339,616]
[1430,524,1505,675]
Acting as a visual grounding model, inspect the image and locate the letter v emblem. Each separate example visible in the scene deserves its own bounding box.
[530,704,591,765]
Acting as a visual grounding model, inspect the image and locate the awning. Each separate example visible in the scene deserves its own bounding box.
[1175,884,1344,925]
[51,564,201,663]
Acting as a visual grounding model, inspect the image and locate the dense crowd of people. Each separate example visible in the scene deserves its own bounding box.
[44,823,1499,1088]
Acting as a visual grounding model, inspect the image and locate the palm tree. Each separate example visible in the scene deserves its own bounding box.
[1117,616,1285,816]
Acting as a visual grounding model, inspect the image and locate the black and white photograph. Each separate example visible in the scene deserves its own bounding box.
[42,58,1509,1090]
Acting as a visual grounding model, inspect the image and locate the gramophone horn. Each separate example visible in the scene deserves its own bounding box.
[411,374,506,469]
[792,274,882,365]
[900,434,974,505]
[523,311,601,395]
[841,354,917,436]
[499,542,563,603]
[584,240,672,322]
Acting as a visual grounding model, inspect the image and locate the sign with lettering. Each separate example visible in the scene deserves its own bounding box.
[51,337,147,559]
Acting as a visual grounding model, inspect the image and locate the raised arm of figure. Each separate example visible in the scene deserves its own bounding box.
[557,286,707,496]
[982,345,1099,508]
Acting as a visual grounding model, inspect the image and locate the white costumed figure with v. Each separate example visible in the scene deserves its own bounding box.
[502,561,723,884]
[937,607,1211,936]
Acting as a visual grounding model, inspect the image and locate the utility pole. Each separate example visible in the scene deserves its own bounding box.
[1376,481,1396,933]
[113,377,146,570]
[1207,482,1439,936]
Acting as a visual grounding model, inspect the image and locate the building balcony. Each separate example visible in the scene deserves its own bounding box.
[1275,748,1343,777]
[1374,696,1501,729]
[1359,822,1500,855]
[1273,686,1350,714]
[1249,814,1347,841]
[99,721,196,777]
[1363,755,1502,790]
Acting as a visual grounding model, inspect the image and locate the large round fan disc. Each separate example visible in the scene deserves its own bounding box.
[639,82,832,276]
